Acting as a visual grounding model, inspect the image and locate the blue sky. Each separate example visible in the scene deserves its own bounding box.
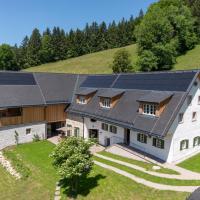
[0,0,156,45]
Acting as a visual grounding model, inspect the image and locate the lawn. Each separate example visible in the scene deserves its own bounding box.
[25,44,138,74]
[0,141,189,200]
[1,141,58,200]
[24,43,200,74]
[98,151,179,175]
[178,153,200,173]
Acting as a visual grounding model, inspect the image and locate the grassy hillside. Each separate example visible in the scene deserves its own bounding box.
[25,44,138,74]
[25,44,200,74]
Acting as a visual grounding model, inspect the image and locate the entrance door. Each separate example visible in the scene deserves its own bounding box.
[89,129,99,140]
[124,128,130,145]
[47,121,65,138]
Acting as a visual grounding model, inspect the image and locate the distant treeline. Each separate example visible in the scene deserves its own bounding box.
[0,10,144,71]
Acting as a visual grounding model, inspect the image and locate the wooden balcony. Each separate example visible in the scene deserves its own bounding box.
[0,116,22,127]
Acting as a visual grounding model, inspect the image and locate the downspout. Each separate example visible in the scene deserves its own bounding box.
[82,116,85,139]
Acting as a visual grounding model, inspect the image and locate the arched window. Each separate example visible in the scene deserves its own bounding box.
[180,140,189,151]
[193,137,200,147]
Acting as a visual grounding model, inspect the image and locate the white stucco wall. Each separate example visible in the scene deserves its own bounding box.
[66,115,172,161]
[167,79,200,163]
[0,123,46,150]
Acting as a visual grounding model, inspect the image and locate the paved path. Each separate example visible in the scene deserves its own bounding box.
[94,160,199,192]
[95,154,200,180]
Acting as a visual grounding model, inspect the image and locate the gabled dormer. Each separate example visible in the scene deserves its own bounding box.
[76,88,97,105]
[98,89,124,109]
[137,91,173,117]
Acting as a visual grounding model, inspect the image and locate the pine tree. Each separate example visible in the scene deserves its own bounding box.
[26,28,42,66]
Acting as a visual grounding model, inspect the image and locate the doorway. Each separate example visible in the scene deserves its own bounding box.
[89,129,99,140]
[47,121,65,138]
[124,128,130,145]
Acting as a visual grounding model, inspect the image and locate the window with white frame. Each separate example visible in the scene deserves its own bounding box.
[137,133,147,144]
[110,125,117,134]
[143,104,156,116]
[67,124,72,136]
[193,137,200,147]
[102,98,111,108]
[180,140,189,151]
[192,112,197,121]
[74,127,80,137]
[178,113,184,123]
[187,95,192,106]
[78,95,86,104]
[152,138,164,149]
[102,123,108,131]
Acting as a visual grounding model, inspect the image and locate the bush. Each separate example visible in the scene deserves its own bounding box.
[32,134,40,142]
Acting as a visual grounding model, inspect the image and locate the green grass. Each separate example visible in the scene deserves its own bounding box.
[25,44,138,74]
[178,153,200,173]
[94,156,200,186]
[174,45,200,70]
[1,141,58,200]
[24,43,200,74]
[98,151,179,175]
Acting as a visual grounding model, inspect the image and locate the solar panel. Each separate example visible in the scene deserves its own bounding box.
[0,72,36,85]
[112,72,196,91]
[81,75,117,88]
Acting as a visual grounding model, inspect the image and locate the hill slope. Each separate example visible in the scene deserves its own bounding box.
[25,44,200,74]
[25,44,138,74]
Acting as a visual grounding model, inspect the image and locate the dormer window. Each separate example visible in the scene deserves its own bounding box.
[79,95,86,104]
[76,88,97,105]
[102,98,111,108]
[143,104,156,116]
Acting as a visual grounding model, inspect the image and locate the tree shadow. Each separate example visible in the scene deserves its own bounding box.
[60,174,106,199]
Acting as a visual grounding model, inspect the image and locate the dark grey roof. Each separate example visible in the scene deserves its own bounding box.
[68,70,199,137]
[34,73,78,104]
[76,88,97,96]
[80,71,197,92]
[81,75,117,88]
[0,71,36,85]
[137,91,174,103]
[187,187,200,200]
[0,85,45,108]
[98,89,125,98]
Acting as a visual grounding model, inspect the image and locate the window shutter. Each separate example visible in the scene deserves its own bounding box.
[161,140,164,149]
[144,135,147,143]
[153,138,156,147]
[186,140,189,149]
[180,141,183,151]
[137,134,140,142]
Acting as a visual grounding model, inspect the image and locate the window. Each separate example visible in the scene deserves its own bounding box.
[78,96,86,104]
[187,95,192,106]
[137,133,147,144]
[0,107,22,118]
[67,124,72,136]
[74,127,80,137]
[178,113,184,123]
[198,96,200,105]
[102,123,108,131]
[110,125,117,134]
[193,137,200,147]
[192,112,197,121]
[153,138,164,149]
[180,140,189,151]
[102,98,111,108]
[26,128,31,135]
[143,104,156,116]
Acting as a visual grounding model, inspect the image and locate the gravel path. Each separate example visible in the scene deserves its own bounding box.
[95,153,200,180]
[94,160,199,192]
